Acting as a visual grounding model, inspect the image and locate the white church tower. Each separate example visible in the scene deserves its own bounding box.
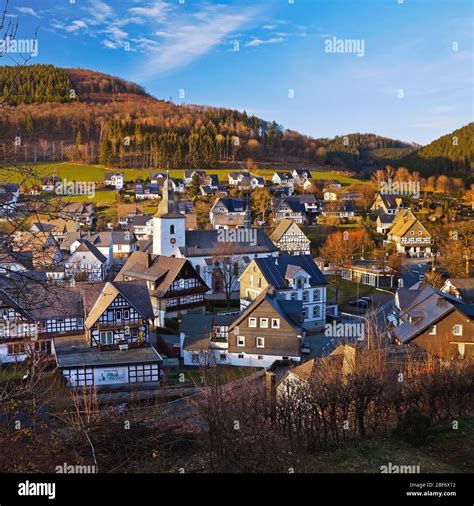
[152,175,185,257]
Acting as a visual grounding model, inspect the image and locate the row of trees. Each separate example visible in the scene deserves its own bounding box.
[199,342,473,472]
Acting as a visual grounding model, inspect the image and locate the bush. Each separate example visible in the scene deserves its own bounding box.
[394,408,431,446]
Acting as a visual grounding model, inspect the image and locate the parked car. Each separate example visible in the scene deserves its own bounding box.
[301,342,311,354]
[349,298,369,308]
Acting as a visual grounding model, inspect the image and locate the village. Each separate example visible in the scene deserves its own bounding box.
[0,165,472,400]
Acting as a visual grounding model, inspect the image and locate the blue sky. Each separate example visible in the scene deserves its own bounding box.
[5,0,473,145]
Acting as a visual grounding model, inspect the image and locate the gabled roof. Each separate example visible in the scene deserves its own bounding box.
[276,198,305,213]
[270,218,308,243]
[211,197,248,213]
[71,240,107,263]
[392,286,469,344]
[229,290,304,333]
[251,255,327,288]
[442,278,474,303]
[115,251,208,297]
[180,312,240,351]
[85,280,154,328]
[389,217,430,239]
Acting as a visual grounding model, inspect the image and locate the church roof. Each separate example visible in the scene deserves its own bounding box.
[179,229,278,257]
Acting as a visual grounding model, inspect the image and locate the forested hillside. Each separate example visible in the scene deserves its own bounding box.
[0,64,471,178]
[393,123,473,177]
[0,64,77,106]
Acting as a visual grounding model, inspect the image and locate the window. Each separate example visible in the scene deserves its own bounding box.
[170,224,175,234]
[312,306,320,318]
[123,309,130,320]
[302,291,308,302]
[458,343,465,357]
[453,325,463,336]
[256,337,265,348]
[271,318,280,329]
[291,292,297,300]
[100,331,114,345]
[237,336,245,347]
[258,355,264,360]
[313,289,321,302]
[248,317,257,328]
[238,353,244,359]
[260,318,268,328]
[257,277,262,288]
[302,307,308,319]
[428,325,436,335]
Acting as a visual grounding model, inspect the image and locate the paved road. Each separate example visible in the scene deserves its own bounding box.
[399,259,431,289]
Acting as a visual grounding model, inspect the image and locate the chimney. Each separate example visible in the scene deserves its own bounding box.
[264,371,276,416]
[145,253,152,269]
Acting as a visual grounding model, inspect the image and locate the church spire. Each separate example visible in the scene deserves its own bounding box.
[154,171,182,218]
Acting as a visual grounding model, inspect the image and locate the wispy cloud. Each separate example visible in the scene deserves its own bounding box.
[245,37,285,47]
[135,3,260,77]
[16,7,40,18]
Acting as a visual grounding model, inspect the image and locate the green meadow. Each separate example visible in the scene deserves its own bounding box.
[0,162,364,187]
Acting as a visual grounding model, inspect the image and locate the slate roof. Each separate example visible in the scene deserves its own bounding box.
[396,288,422,311]
[179,229,278,257]
[180,312,240,351]
[275,198,305,213]
[71,240,107,264]
[442,278,474,303]
[392,286,469,343]
[54,334,162,368]
[229,290,304,333]
[252,255,327,288]
[115,251,208,297]
[212,198,248,213]
[85,280,154,328]
[0,284,83,320]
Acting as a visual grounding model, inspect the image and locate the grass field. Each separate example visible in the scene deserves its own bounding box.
[1,162,365,186]
[327,278,374,304]
[310,417,474,473]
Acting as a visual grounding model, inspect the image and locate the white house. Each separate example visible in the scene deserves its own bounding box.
[104,172,124,190]
[64,240,108,281]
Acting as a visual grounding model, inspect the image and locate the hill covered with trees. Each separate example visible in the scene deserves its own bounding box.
[393,123,473,177]
[0,64,470,178]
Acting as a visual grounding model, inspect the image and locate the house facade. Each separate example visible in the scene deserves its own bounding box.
[115,252,208,326]
[104,172,124,190]
[386,216,432,257]
[269,219,311,255]
[54,281,162,387]
[390,287,474,359]
[239,255,327,328]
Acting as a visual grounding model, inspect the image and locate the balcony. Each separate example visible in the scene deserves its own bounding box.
[94,319,147,331]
